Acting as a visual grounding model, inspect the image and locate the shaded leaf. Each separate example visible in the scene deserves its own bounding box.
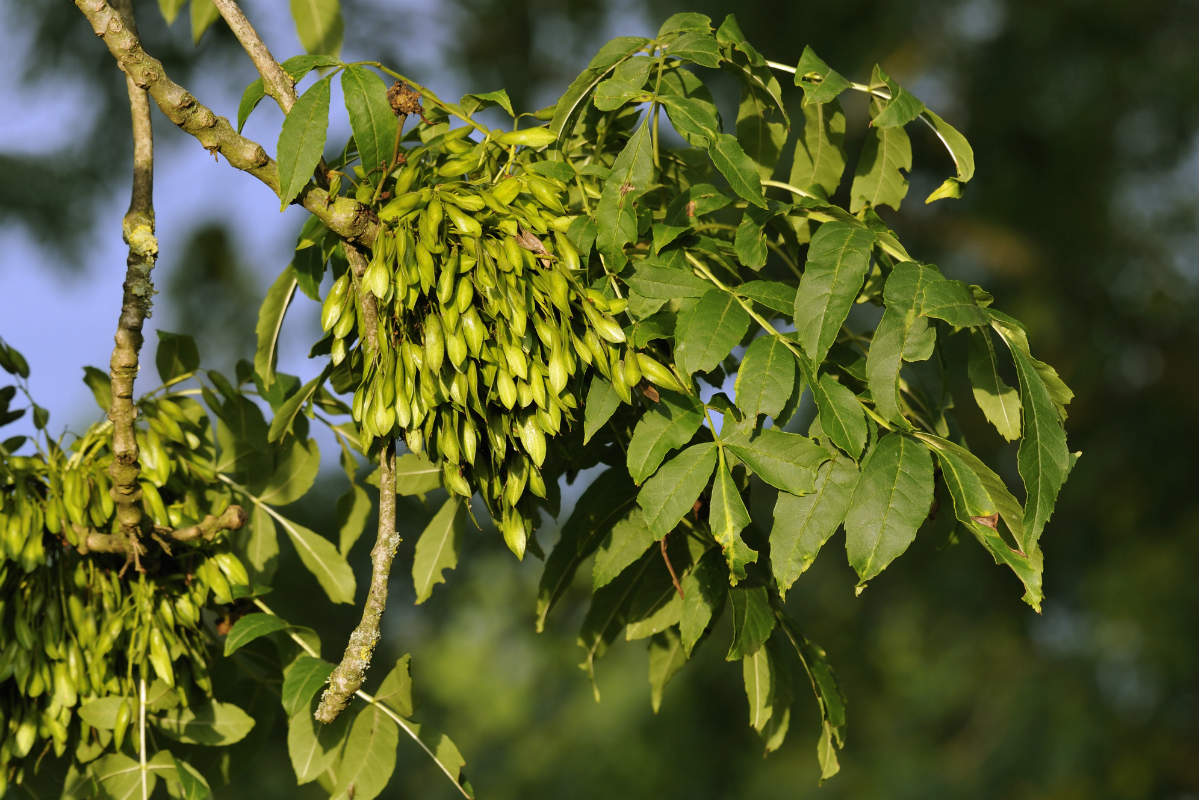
[268,368,329,442]
[709,458,755,581]
[726,585,775,660]
[583,377,621,445]
[865,261,937,424]
[281,654,334,717]
[793,46,850,105]
[551,36,649,137]
[336,484,371,555]
[277,75,332,209]
[675,288,752,376]
[649,629,688,712]
[626,391,704,484]
[152,701,255,746]
[342,65,398,179]
[286,703,347,784]
[290,0,343,56]
[736,280,796,316]
[707,132,767,208]
[275,513,356,604]
[330,705,398,800]
[793,221,875,366]
[967,328,1021,441]
[413,498,463,604]
[254,266,297,390]
[190,0,220,44]
[394,452,441,495]
[595,121,654,261]
[223,612,288,656]
[258,435,320,506]
[156,331,199,385]
[850,125,912,212]
[734,335,796,420]
[679,547,726,656]
[593,509,656,590]
[809,372,868,459]
[771,456,858,597]
[373,654,414,718]
[638,443,718,538]
[869,65,925,128]
[844,433,934,589]
[790,102,847,198]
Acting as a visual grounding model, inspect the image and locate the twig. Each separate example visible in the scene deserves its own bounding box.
[73,0,379,248]
[345,245,380,360]
[105,0,156,565]
[73,505,248,557]
[210,0,296,113]
[315,441,398,723]
[660,536,684,599]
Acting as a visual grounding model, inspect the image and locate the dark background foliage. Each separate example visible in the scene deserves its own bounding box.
[2,0,1195,796]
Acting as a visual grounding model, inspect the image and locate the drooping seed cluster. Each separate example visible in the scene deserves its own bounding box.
[322,138,682,558]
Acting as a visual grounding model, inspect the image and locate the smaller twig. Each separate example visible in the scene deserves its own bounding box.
[210,0,296,113]
[73,505,247,561]
[316,442,398,723]
[660,536,684,599]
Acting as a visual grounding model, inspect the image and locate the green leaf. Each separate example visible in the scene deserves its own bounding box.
[169,756,211,800]
[373,654,414,718]
[254,266,298,391]
[726,585,775,660]
[79,697,126,729]
[91,753,153,800]
[330,705,398,800]
[394,452,441,495]
[628,262,712,299]
[707,133,767,208]
[967,329,1021,441]
[808,372,868,459]
[594,78,648,111]
[626,391,704,484]
[277,75,332,209]
[282,654,335,717]
[679,547,726,656]
[734,207,769,269]
[595,120,654,261]
[865,262,937,424]
[649,629,688,712]
[461,89,516,118]
[869,65,925,128]
[152,701,255,746]
[850,125,912,213]
[551,36,650,137]
[258,436,320,505]
[268,368,329,442]
[742,642,780,733]
[156,331,200,385]
[844,433,934,589]
[736,75,788,180]
[794,221,875,366]
[924,109,975,202]
[675,288,752,376]
[708,459,755,581]
[771,456,859,597]
[82,365,112,411]
[991,316,1073,548]
[638,443,718,538]
[657,11,712,36]
[736,280,796,316]
[578,557,648,679]
[659,92,721,146]
[664,31,722,68]
[223,612,289,656]
[917,433,1043,610]
[335,484,371,555]
[790,102,846,197]
[157,0,185,25]
[290,0,343,56]
[793,46,851,105]
[342,65,398,180]
[726,427,828,496]
[238,54,343,133]
[275,513,356,604]
[583,377,622,445]
[593,509,656,590]
[537,469,639,631]
[238,503,279,587]
[190,0,220,44]
[287,703,348,784]
[412,498,462,604]
[715,14,766,67]
[734,336,796,420]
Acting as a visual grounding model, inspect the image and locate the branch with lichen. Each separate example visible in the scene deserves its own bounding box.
[75,505,248,560]
[73,0,379,248]
[316,442,398,723]
[104,0,155,567]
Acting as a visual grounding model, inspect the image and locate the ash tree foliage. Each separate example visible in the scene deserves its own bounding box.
[0,1,1076,797]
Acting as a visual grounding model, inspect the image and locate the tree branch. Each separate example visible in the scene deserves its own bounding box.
[74,0,379,248]
[346,244,380,359]
[316,441,398,723]
[105,0,155,550]
[210,0,297,113]
[75,505,247,558]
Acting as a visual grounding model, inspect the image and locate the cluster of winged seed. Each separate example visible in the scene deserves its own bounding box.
[322,133,682,558]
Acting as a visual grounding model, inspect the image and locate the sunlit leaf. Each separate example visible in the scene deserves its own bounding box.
[412,498,462,604]
[277,75,332,209]
[793,221,875,366]
[290,0,343,56]
[675,288,752,376]
[223,612,289,656]
[254,266,297,390]
[771,456,858,597]
[638,442,718,538]
[342,65,398,179]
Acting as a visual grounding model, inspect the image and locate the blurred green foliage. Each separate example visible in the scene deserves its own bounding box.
[4,0,1195,796]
